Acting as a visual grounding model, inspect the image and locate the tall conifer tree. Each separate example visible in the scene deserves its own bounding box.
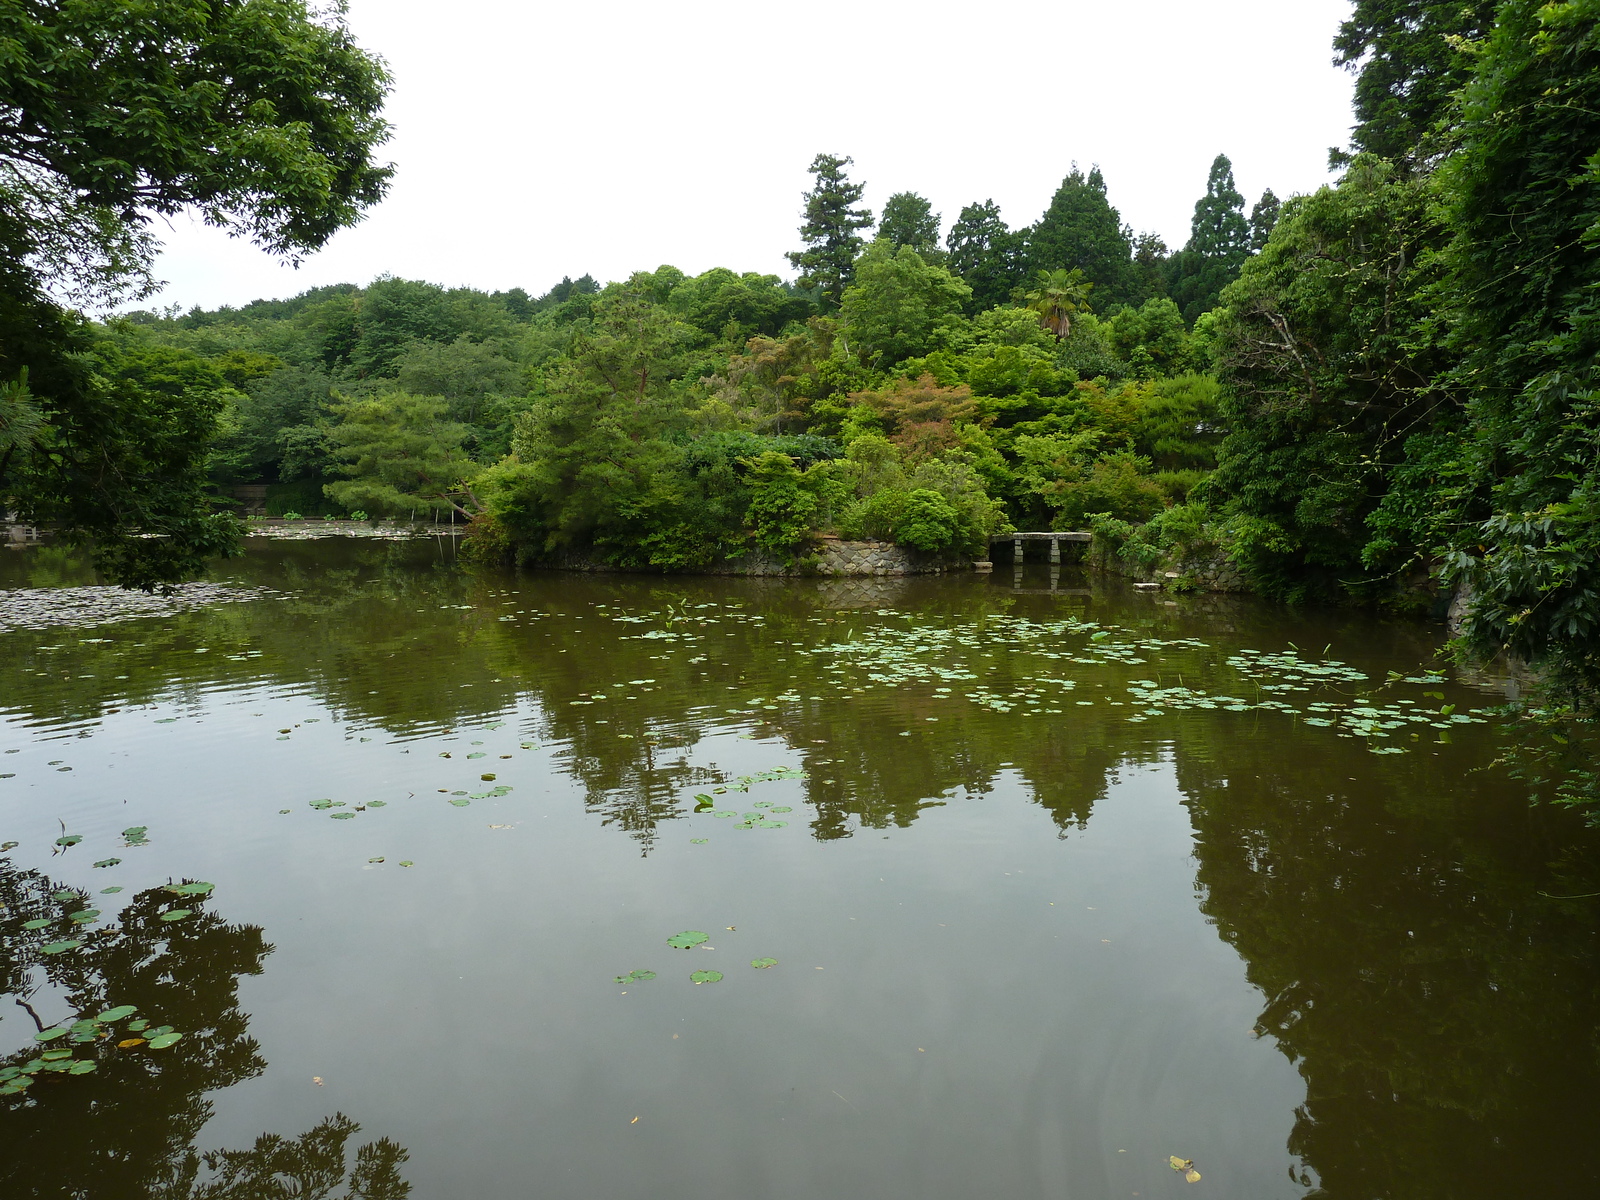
[1025,167,1134,307]
[945,200,1026,311]
[1166,154,1250,323]
[786,154,874,306]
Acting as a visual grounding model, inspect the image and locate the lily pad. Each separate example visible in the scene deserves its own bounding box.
[613,969,657,984]
[159,909,193,922]
[689,970,723,984]
[751,958,778,969]
[309,799,335,810]
[126,1019,148,1032]
[68,909,99,923]
[165,882,213,896]
[667,930,709,949]
[21,918,52,929]
[41,939,82,954]
[121,827,149,845]
[68,1059,97,1074]
[690,838,708,844]
[770,806,793,814]
[96,1005,137,1022]
[93,857,122,868]
[55,835,82,846]
[118,1038,146,1049]
[448,798,471,807]
[35,1027,70,1042]
[330,811,356,820]
[147,1032,182,1050]
[711,810,737,819]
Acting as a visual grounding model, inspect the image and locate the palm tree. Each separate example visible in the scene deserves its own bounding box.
[1023,269,1094,340]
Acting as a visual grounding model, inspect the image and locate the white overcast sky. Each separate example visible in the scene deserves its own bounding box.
[141,0,1358,312]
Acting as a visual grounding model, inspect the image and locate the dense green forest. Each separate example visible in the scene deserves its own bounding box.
[3,1,1599,779]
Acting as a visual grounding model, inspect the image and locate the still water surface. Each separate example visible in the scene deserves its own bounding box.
[1,536,1597,1199]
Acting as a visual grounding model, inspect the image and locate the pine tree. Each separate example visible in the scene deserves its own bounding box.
[1166,154,1250,323]
[877,192,942,260]
[1025,166,1135,307]
[786,153,874,306]
[945,199,1026,311]
[1248,190,1282,253]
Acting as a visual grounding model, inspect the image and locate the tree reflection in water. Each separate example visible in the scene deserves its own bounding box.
[0,859,409,1199]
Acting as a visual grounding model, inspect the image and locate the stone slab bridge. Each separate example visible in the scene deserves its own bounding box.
[990,531,1092,563]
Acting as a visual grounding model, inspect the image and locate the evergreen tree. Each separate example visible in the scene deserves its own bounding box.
[944,199,1026,311]
[1333,0,1500,165]
[786,153,874,306]
[1025,166,1134,307]
[877,192,943,260]
[1130,231,1170,303]
[1248,189,1283,253]
[1166,154,1250,324]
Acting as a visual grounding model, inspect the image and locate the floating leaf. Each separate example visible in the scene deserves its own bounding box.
[689,970,723,984]
[146,1032,182,1049]
[41,939,81,954]
[770,806,793,813]
[101,886,123,894]
[309,799,334,810]
[368,856,385,864]
[118,1037,146,1049]
[68,1060,97,1074]
[22,918,51,929]
[35,1028,69,1042]
[159,910,193,922]
[55,835,82,846]
[711,810,736,819]
[368,800,387,808]
[165,882,213,896]
[125,1019,148,1032]
[480,773,496,781]
[41,1049,72,1061]
[751,958,778,969]
[690,838,708,844]
[448,798,470,807]
[613,969,657,984]
[68,909,99,923]
[97,1005,137,1022]
[399,860,414,867]
[330,812,356,820]
[466,752,486,759]
[667,930,709,949]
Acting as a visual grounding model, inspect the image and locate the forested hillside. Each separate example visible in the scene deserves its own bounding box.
[116,150,1255,567]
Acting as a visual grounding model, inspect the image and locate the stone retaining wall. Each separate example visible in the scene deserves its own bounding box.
[537,539,958,577]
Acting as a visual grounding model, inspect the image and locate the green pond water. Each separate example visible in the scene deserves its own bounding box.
[1,535,1597,1200]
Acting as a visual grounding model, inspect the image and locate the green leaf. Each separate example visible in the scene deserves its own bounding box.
[165,882,213,895]
[159,909,193,922]
[41,939,82,954]
[146,1032,182,1050]
[93,858,122,868]
[55,834,82,846]
[689,970,724,984]
[751,958,778,969]
[34,1027,70,1042]
[68,1059,97,1074]
[96,1005,137,1022]
[667,930,709,949]
[330,811,356,819]
[21,918,52,929]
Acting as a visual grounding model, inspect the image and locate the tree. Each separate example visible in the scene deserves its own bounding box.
[1025,166,1135,306]
[945,199,1026,311]
[838,242,970,368]
[0,1,393,589]
[786,153,874,306]
[1248,189,1282,253]
[322,392,477,518]
[1440,0,1600,690]
[1203,158,1452,601]
[0,0,393,302]
[1166,154,1251,324]
[877,192,942,261]
[1333,0,1501,165]
[1023,269,1094,341]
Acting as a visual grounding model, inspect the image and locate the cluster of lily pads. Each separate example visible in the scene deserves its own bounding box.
[0,1004,185,1097]
[611,931,780,987]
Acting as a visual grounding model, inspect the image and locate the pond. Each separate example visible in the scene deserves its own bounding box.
[1,535,1597,1199]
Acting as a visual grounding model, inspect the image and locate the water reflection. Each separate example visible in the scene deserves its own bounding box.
[2,539,1599,1199]
[0,859,410,1198]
